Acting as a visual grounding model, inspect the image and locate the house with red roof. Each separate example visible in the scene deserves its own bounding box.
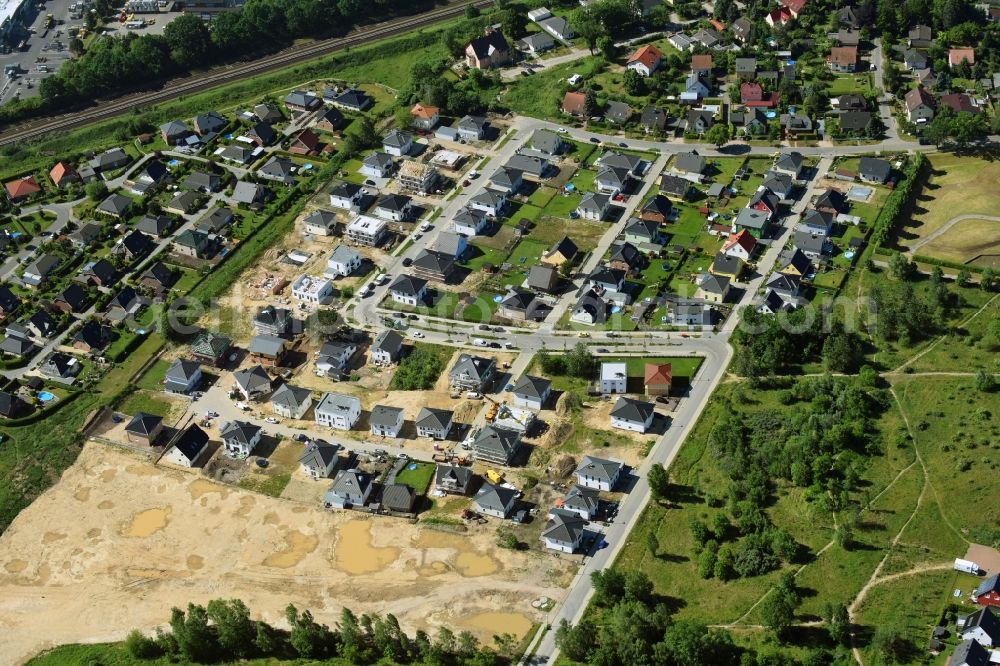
[766,7,793,26]
[691,54,713,77]
[708,18,725,31]
[5,175,42,202]
[49,162,80,189]
[626,44,663,77]
[740,82,780,108]
[644,363,673,396]
[562,91,587,116]
[781,0,806,17]
[828,46,858,72]
[939,93,980,114]
[722,229,758,261]
[288,128,322,155]
[949,48,975,68]
[410,103,441,130]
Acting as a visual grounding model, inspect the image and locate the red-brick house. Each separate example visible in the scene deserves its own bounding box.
[740,82,780,108]
[289,128,322,155]
[974,574,1000,608]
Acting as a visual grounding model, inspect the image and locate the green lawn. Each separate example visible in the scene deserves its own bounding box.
[394,461,435,494]
[541,191,581,219]
[135,359,170,391]
[117,389,174,418]
[507,238,549,268]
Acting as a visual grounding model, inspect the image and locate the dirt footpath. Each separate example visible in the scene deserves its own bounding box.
[0,444,566,665]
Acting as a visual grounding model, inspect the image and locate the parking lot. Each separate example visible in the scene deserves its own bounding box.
[0,0,182,104]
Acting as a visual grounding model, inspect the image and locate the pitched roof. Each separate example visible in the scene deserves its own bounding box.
[904,87,935,111]
[172,424,209,462]
[416,407,453,430]
[125,412,162,437]
[190,330,231,358]
[563,484,600,513]
[611,396,654,423]
[542,510,587,544]
[166,358,201,382]
[329,468,371,496]
[975,573,1000,598]
[221,420,262,444]
[410,103,440,119]
[369,404,403,427]
[561,91,586,115]
[576,455,623,482]
[628,44,662,69]
[271,383,311,409]
[951,640,989,666]
[644,363,673,386]
[233,365,271,393]
[512,374,551,399]
[381,483,415,510]
[372,329,404,354]
[723,229,757,255]
[475,483,518,512]
[299,440,339,469]
[388,274,427,297]
[473,425,520,458]
[467,30,510,58]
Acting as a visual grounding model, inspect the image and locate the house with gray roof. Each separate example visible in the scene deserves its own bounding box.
[370,329,405,366]
[539,15,573,40]
[163,424,210,468]
[416,407,454,440]
[511,375,552,410]
[369,405,404,438]
[489,167,524,194]
[324,468,372,508]
[436,464,473,495]
[270,383,312,419]
[315,392,361,430]
[766,272,801,300]
[474,483,518,518]
[221,420,262,458]
[96,193,133,219]
[233,365,272,401]
[249,334,287,367]
[253,305,292,339]
[360,152,394,179]
[773,152,805,179]
[611,396,655,433]
[470,188,508,218]
[125,412,163,446]
[388,275,428,306]
[233,181,269,207]
[695,274,731,303]
[457,115,489,141]
[22,254,61,288]
[299,440,340,479]
[303,210,339,236]
[595,165,631,196]
[449,354,496,391]
[542,509,587,553]
[519,31,555,54]
[949,640,989,666]
[527,264,559,293]
[673,150,705,175]
[604,100,632,124]
[576,192,612,221]
[382,129,414,157]
[505,153,549,179]
[858,156,891,184]
[284,90,322,114]
[381,483,416,513]
[472,425,521,465]
[531,129,564,155]
[561,484,600,520]
[576,455,624,491]
[165,358,202,395]
[434,231,469,260]
[570,288,608,326]
[958,607,1000,647]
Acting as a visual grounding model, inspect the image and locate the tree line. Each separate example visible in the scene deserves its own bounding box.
[123,598,514,665]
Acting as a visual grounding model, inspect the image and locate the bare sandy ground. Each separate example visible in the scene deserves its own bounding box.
[0,444,568,665]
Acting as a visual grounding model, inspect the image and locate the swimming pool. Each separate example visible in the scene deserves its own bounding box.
[37,391,55,402]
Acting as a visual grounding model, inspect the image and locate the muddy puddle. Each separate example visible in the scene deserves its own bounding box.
[125,508,171,537]
[263,530,318,568]
[335,520,399,575]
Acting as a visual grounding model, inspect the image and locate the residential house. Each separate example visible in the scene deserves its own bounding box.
[511,375,552,410]
[249,334,287,367]
[160,120,191,145]
[258,156,297,185]
[89,147,130,172]
[740,82,778,108]
[96,193,133,219]
[858,157,891,184]
[284,90,322,115]
[435,463,472,495]
[26,309,58,339]
[52,284,89,315]
[949,48,975,68]
[291,275,334,305]
[329,181,364,210]
[608,241,644,276]
[595,165,631,195]
[958,608,1000,647]
[766,7,793,25]
[104,286,147,322]
[369,329,403,365]
[114,229,154,262]
[299,440,340,480]
[692,27,722,48]
[904,87,935,123]
[232,181,269,207]
[246,122,277,146]
[135,214,173,238]
[576,193,612,221]
[685,109,714,135]
[732,16,753,43]
[173,229,213,259]
[457,115,489,141]
[0,332,35,357]
[542,510,587,553]
[410,103,440,130]
[695,274,731,303]
[360,152,394,179]
[711,252,743,280]
[465,30,512,69]
[539,15,573,40]
[315,340,357,377]
[325,245,362,278]
[531,129,564,155]
[904,48,928,70]
[0,286,20,320]
[329,87,373,112]
[940,93,980,114]
[684,72,711,99]
[561,91,587,116]
[369,405,404,438]
[575,455,623,491]
[734,207,771,239]
[735,57,757,79]
[470,189,508,218]
[271,383,312,419]
[163,357,202,395]
[949,640,990,666]
[382,130,414,157]
[542,236,578,267]
[474,483,518,518]
[69,222,102,249]
[50,161,80,189]
[411,249,454,283]
[973,573,1000,607]
[125,412,163,446]
[640,105,668,133]
[908,25,933,48]
[722,229,757,261]
[324,468,372,508]
[345,215,388,247]
[303,210,338,236]
[450,353,496,391]
[570,289,608,325]
[398,160,438,194]
[604,100,632,125]
[527,264,559,293]
[373,194,414,222]
[766,272,801,300]
[21,254,60,288]
[773,152,805,179]
[640,195,672,225]
[506,152,549,179]
[561,484,600,520]
[417,407,454,440]
[779,248,812,277]
[624,217,663,247]
[388,275,428,306]
[814,188,846,214]
[163,424,210,468]
[233,365,272,401]
[288,128,321,156]
[626,44,662,76]
[611,397,655,433]
[599,361,627,394]
[518,31,555,54]
[221,420,262,458]
[165,190,200,215]
[839,111,873,135]
[137,262,177,297]
[382,484,415,513]
[315,392,362,430]
[644,363,672,396]
[500,288,549,322]
[314,108,345,133]
[189,331,231,367]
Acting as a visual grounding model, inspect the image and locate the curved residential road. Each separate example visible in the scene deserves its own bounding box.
[905,214,1000,253]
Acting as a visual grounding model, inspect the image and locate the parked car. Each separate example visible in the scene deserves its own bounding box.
[265,417,279,424]
[402,257,413,267]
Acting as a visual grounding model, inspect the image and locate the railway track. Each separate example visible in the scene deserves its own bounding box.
[0,0,491,147]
